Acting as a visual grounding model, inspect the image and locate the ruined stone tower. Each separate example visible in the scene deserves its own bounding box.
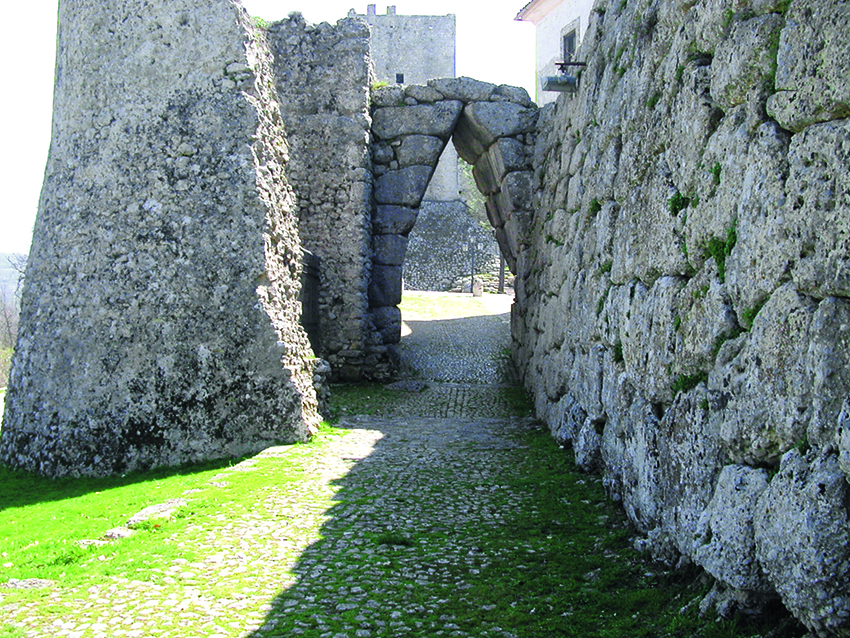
[0,0,321,476]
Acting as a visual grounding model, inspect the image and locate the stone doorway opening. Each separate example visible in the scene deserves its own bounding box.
[367,77,539,354]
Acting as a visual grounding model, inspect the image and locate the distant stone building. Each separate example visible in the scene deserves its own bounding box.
[515,0,595,105]
[350,4,458,203]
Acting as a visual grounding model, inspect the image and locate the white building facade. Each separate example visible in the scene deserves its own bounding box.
[516,0,595,105]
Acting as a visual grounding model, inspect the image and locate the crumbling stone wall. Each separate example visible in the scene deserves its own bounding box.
[0,0,320,477]
[266,15,387,381]
[403,200,499,292]
[512,0,850,632]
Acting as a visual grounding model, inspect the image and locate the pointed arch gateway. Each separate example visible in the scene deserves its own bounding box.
[368,77,540,345]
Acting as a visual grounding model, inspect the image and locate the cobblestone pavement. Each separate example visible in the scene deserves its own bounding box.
[3,293,545,638]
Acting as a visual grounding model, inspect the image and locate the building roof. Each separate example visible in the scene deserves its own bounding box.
[515,0,567,24]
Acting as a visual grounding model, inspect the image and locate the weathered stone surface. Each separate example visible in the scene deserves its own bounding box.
[374,166,433,207]
[472,153,501,195]
[270,14,381,381]
[373,234,408,266]
[459,102,538,149]
[501,172,534,212]
[786,120,850,299]
[368,264,403,307]
[370,306,402,344]
[574,417,603,472]
[722,119,792,317]
[427,76,496,102]
[488,138,527,183]
[709,283,815,465]
[675,265,738,378]
[549,393,586,448]
[710,15,783,110]
[694,465,772,592]
[656,388,726,559]
[452,116,488,165]
[493,84,533,106]
[805,297,850,449]
[766,0,850,132]
[1,0,319,477]
[371,84,405,107]
[396,135,445,167]
[838,398,850,481]
[755,451,850,636]
[623,277,686,404]
[373,205,418,236]
[601,394,663,535]
[404,84,444,103]
[372,101,462,140]
[511,0,850,628]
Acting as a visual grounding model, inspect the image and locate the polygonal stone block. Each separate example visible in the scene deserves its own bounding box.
[374,166,433,207]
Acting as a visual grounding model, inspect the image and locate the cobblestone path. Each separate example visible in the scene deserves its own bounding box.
[3,293,556,638]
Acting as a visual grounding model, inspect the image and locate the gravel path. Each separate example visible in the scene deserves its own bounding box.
[3,293,543,638]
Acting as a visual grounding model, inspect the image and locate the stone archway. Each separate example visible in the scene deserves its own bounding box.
[367,77,539,345]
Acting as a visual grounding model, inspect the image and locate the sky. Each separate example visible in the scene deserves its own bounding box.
[0,1,535,255]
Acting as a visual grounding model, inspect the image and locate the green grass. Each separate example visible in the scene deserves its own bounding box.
[0,401,804,638]
[398,292,491,321]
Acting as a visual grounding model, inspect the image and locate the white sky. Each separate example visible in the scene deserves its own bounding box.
[0,1,535,255]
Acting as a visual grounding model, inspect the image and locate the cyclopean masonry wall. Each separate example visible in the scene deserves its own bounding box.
[0,0,321,477]
[369,78,538,345]
[513,0,850,633]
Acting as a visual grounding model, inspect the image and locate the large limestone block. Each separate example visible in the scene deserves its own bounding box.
[657,388,726,559]
[709,283,815,465]
[569,346,605,422]
[456,102,538,153]
[611,155,690,284]
[786,120,850,299]
[575,417,604,473]
[472,152,501,196]
[766,0,850,132]
[370,306,402,345]
[372,234,408,266]
[623,277,687,404]
[427,77,497,102]
[723,120,792,316]
[710,15,783,110]
[675,264,739,378]
[666,64,723,190]
[372,205,418,236]
[755,451,850,636]
[601,393,664,535]
[374,166,433,207]
[693,465,772,592]
[0,0,319,477]
[805,297,850,449]
[396,135,445,167]
[500,172,534,212]
[371,101,462,141]
[368,264,403,307]
[549,392,587,448]
[837,398,850,480]
[489,138,528,182]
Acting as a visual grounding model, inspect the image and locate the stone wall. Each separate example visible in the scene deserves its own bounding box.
[0,0,320,477]
[266,14,391,381]
[404,201,499,292]
[512,0,850,632]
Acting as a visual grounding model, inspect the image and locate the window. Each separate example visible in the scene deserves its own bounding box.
[396,73,405,84]
[563,30,577,63]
